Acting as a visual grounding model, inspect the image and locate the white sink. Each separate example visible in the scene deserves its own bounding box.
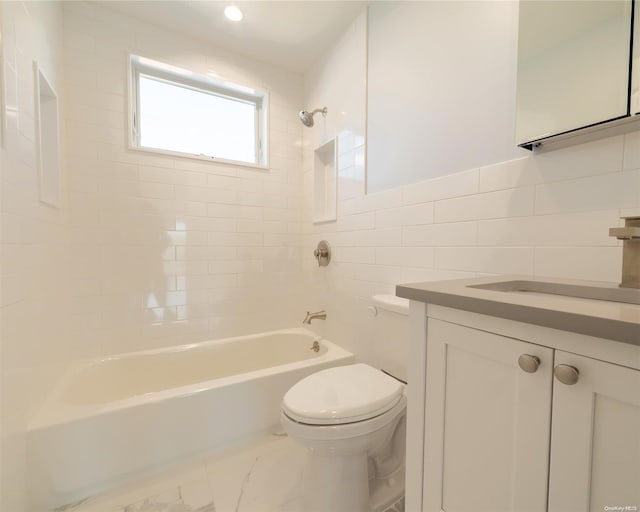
[468,280,640,306]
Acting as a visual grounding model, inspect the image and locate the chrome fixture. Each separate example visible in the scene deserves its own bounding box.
[609,216,640,289]
[518,354,540,373]
[554,364,580,385]
[310,340,320,353]
[299,107,327,127]
[314,240,331,266]
[303,310,327,324]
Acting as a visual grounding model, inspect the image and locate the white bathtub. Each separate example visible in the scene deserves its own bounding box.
[27,328,354,510]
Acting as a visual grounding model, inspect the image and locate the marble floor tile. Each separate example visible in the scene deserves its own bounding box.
[66,433,305,512]
[55,432,405,512]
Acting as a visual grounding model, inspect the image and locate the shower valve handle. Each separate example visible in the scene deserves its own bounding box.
[313,241,331,266]
[314,248,328,258]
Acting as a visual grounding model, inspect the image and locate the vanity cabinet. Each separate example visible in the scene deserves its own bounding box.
[423,319,553,511]
[405,305,640,512]
[422,316,640,512]
[548,351,640,512]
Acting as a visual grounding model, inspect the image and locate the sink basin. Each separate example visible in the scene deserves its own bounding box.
[469,280,640,306]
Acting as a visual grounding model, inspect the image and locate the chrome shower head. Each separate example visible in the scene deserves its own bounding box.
[298,107,327,127]
[299,110,314,127]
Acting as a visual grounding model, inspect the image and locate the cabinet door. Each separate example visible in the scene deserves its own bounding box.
[516,0,633,146]
[548,352,640,512]
[423,319,554,512]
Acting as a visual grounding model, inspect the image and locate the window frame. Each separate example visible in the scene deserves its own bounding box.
[128,55,269,169]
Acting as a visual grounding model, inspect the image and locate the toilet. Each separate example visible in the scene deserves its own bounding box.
[281,295,409,512]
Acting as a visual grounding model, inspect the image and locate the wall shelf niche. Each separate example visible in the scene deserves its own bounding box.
[313,137,338,224]
[33,61,61,208]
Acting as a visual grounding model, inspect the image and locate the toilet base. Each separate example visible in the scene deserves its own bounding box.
[301,451,370,512]
[380,495,405,512]
[370,464,405,512]
[298,451,405,512]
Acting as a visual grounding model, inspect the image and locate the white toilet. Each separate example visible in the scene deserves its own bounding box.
[281,295,410,512]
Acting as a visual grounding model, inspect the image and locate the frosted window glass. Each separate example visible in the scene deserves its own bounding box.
[138,75,257,164]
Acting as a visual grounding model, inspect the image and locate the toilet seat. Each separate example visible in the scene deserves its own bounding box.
[282,363,404,425]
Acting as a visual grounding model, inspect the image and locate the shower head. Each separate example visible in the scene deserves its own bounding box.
[299,107,327,127]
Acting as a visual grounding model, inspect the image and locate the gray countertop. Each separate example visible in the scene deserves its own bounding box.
[396,275,640,346]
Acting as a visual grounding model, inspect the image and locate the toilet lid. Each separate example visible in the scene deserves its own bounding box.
[282,363,404,425]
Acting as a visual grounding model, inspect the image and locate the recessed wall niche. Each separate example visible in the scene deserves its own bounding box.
[313,137,338,223]
[33,61,60,208]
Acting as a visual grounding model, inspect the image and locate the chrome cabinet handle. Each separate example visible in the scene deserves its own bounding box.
[518,354,541,373]
[554,364,580,385]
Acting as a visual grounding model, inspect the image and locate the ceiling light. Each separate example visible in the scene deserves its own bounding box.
[224,5,244,22]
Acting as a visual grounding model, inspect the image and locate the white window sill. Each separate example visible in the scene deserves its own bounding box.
[128,144,269,172]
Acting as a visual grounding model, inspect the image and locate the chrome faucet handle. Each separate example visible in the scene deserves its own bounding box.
[313,240,331,266]
[610,216,640,239]
[610,217,640,289]
[609,227,640,240]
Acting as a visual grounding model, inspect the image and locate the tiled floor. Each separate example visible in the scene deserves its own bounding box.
[62,433,307,512]
[60,431,405,512]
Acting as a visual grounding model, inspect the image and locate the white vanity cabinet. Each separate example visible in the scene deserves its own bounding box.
[548,351,640,512]
[422,318,553,512]
[403,301,640,512]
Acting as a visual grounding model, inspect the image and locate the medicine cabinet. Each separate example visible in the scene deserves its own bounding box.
[516,0,640,150]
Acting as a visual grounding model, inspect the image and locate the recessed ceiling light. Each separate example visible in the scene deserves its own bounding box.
[224,5,244,22]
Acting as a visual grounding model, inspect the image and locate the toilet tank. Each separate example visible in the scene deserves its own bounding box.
[369,295,410,382]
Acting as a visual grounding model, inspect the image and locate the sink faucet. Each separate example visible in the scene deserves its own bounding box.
[609,216,640,289]
[303,310,327,324]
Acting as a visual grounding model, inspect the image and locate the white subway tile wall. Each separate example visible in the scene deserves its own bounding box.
[300,14,639,358]
[1,2,67,510]
[306,142,640,288]
[61,2,306,357]
[304,135,639,358]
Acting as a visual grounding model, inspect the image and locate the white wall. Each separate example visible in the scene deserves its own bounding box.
[367,1,525,193]
[62,2,306,357]
[304,11,367,204]
[301,11,375,360]
[303,3,640,370]
[0,2,67,510]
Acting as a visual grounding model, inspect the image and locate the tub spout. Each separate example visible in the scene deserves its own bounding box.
[303,310,327,324]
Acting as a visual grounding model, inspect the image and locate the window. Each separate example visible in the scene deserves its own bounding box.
[129,55,268,167]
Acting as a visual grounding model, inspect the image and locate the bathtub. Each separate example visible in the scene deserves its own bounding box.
[27,328,354,510]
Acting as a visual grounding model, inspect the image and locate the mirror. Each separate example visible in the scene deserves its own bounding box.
[516,0,634,148]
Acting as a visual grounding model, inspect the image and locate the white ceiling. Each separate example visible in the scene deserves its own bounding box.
[101,1,367,74]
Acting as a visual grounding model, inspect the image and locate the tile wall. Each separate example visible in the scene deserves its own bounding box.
[3,2,308,508]
[1,2,67,510]
[62,2,306,357]
[301,11,640,366]
[305,133,640,367]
